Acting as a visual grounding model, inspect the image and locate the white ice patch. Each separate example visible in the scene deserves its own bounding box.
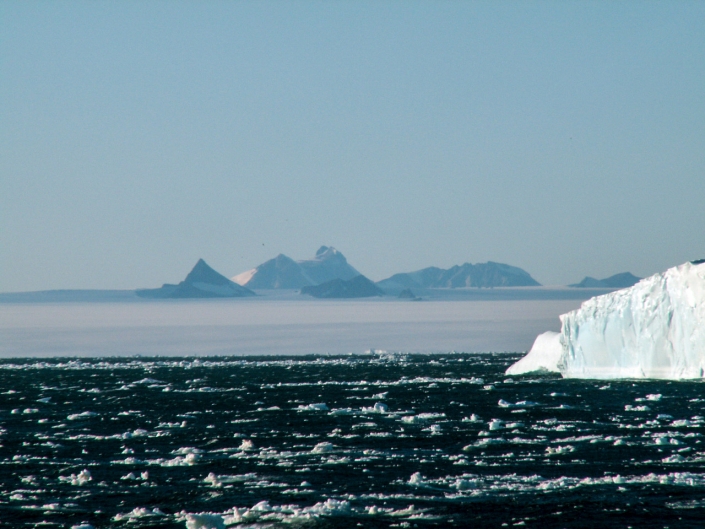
[311,442,335,454]
[506,331,563,375]
[184,513,226,529]
[231,268,257,286]
[67,411,98,420]
[401,413,445,424]
[498,399,539,408]
[149,448,202,467]
[405,470,705,496]
[361,402,389,414]
[59,469,91,486]
[204,473,258,487]
[239,439,254,451]
[113,507,165,522]
[298,403,329,411]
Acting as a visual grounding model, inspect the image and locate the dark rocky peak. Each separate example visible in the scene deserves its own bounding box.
[183,259,233,286]
[314,246,347,263]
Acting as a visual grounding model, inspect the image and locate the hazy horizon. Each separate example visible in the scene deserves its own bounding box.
[2,2,704,292]
[0,298,579,357]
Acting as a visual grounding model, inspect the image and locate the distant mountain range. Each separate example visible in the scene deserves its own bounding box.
[568,272,641,289]
[232,246,360,289]
[301,275,384,299]
[137,259,255,298]
[0,245,646,301]
[376,262,541,292]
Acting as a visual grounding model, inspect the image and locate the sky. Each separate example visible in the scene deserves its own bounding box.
[1,1,704,292]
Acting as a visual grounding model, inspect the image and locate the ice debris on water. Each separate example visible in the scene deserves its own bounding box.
[184,513,225,529]
[59,469,91,486]
[498,399,539,408]
[178,497,428,525]
[488,419,504,431]
[401,412,445,424]
[67,411,99,420]
[311,442,335,453]
[298,402,329,411]
[113,507,165,521]
[362,402,389,413]
[238,439,254,451]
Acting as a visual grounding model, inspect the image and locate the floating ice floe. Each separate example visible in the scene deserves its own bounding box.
[147,447,202,467]
[297,403,329,411]
[59,469,91,486]
[488,419,504,431]
[361,402,389,413]
[181,499,372,527]
[239,439,254,451]
[113,507,165,522]
[405,470,705,496]
[67,411,99,420]
[311,442,335,454]
[204,472,258,487]
[184,513,225,529]
[401,413,445,424]
[498,399,539,408]
[507,261,705,379]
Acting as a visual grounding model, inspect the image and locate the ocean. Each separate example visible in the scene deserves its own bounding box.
[2,353,704,528]
[0,296,587,357]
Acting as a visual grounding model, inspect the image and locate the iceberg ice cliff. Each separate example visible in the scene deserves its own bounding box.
[507,261,705,379]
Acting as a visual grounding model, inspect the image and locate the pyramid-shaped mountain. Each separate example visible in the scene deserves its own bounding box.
[569,272,641,289]
[377,261,540,292]
[137,259,255,298]
[232,246,361,289]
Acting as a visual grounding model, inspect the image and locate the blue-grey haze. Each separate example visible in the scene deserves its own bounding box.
[1,1,704,292]
[0,298,580,358]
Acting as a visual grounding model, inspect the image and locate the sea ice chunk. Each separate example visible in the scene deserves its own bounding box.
[311,442,334,453]
[59,469,92,486]
[507,261,705,380]
[184,513,225,529]
[505,332,563,375]
[297,403,329,411]
[67,411,99,420]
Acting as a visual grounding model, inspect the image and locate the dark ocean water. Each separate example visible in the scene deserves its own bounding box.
[1,353,704,528]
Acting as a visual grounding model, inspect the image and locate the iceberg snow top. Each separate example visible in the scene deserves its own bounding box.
[507,260,705,380]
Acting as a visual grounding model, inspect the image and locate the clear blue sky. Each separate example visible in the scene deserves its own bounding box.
[2,1,704,291]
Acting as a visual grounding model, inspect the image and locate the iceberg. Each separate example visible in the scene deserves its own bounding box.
[507,261,705,379]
